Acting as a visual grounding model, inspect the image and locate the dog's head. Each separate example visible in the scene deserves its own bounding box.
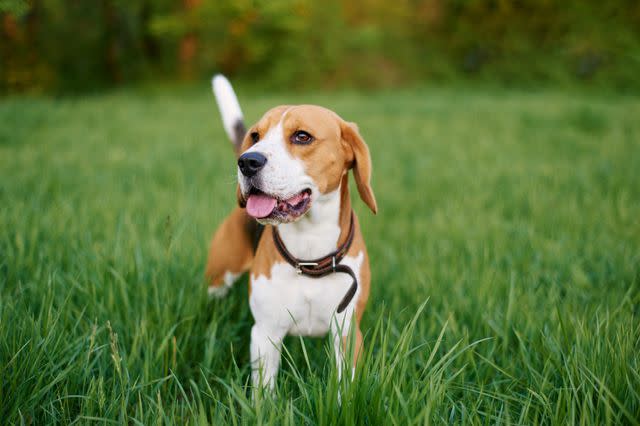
[236,105,377,224]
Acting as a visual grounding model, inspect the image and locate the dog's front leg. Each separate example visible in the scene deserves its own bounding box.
[331,313,362,382]
[250,324,286,391]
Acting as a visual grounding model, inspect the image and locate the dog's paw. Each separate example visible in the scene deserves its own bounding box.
[207,271,240,299]
[207,284,230,299]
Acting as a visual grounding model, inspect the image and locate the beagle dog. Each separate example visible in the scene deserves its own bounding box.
[205,75,376,390]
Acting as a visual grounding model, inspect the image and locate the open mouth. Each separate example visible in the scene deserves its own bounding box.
[245,188,312,222]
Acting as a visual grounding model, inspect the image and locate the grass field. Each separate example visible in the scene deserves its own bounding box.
[1,85,639,424]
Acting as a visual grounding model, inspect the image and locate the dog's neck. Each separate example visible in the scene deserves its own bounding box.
[277,174,351,259]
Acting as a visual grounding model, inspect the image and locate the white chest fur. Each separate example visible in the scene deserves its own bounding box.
[250,252,363,337]
[249,186,361,336]
[276,185,342,259]
[247,186,363,389]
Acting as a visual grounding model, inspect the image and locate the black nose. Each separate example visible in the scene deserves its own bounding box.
[238,152,267,177]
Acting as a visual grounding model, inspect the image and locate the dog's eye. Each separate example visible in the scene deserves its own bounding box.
[250,132,260,144]
[290,130,314,145]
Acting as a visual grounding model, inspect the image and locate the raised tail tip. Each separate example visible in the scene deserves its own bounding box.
[211,74,245,151]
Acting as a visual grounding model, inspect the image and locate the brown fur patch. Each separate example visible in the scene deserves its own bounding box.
[205,207,254,288]
[240,105,292,154]
[281,106,347,195]
[249,225,278,283]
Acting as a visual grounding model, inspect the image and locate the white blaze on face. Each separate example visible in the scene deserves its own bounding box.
[238,116,317,201]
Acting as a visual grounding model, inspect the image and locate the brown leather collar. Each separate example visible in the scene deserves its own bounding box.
[272,212,358,313]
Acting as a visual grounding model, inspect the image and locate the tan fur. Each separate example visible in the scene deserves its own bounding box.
[205,207,254,286]
[340,121,378,214]
[206,104,375,371]
[281,106,346,195]
[250,225,277,281]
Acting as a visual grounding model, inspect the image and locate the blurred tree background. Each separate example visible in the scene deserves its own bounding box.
[1,0,639,94]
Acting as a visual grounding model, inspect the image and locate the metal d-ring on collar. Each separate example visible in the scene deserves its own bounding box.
[272,212,358,314]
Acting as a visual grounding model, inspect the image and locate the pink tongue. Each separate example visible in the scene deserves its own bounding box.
[246,194,277,218]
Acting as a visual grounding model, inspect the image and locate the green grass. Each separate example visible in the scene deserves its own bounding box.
[1,85,639,425]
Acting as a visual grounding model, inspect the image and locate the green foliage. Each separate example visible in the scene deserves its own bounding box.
[1,86,639,423]
[1,0,640,93]
[0,0,30,17]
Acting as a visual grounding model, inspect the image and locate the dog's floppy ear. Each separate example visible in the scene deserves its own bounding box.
[341,121,377,214]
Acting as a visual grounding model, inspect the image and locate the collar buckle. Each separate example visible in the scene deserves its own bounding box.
[296,262,318,274]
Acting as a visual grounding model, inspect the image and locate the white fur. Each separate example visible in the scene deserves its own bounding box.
[278,186,342,259]
[212,74,244,144]
[249,252,363,388]
[207,271,240,298]
[248,184,360,389]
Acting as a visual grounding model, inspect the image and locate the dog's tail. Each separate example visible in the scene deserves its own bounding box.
[211,74,246,155]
